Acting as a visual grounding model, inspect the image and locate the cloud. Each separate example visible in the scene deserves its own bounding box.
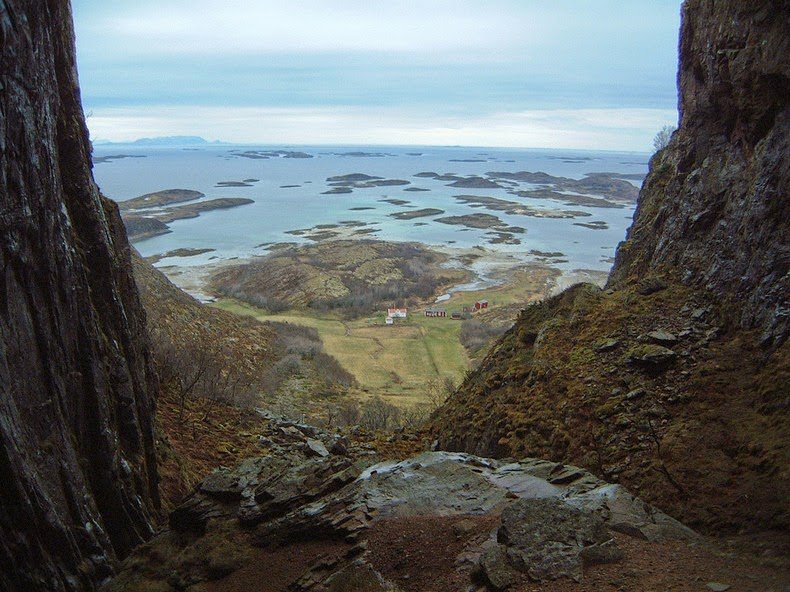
[79,0,528,57]
[87,105,676,151]
[73,1,682,150]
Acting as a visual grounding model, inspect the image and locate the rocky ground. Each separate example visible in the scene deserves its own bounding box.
[433,277,789,534]
[105,411,788,592]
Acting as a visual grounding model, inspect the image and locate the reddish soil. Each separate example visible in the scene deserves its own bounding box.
[206,540,351,592]
[367,514,501,592]
[366,516,789,592]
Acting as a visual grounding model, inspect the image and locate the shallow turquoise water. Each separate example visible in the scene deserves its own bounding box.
[92,144,647,273]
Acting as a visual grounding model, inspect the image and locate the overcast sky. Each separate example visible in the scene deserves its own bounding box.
[72,1,682,150]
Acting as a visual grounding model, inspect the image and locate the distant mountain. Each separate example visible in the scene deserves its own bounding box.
[94,135,225,146]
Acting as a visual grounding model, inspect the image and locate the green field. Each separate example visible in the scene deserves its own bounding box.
[214,299,467,406]
[212,266,557,407]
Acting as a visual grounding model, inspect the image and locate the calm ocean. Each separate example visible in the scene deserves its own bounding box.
[92,144,647,275]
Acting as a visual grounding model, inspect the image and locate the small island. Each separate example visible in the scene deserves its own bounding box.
[118,189,254,241]
[324,173,411,190]
[446,176,502,189]
[573,220,610,230]
[229,149,313,159]
[216,180,254,187]
[435,213,525,233]
[453,194,590,218]
[379,198,411,206]
[93,154,146,164]
[152,198,254,223]
[118,188,204,210]
[121,216,171,241]
[146,248,215,264]
[486,170,640,203]
[389,208,445,220]
[321,187,354,195]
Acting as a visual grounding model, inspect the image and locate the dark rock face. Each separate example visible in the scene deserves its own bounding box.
[609,0,789,346]
[0,2,159,591]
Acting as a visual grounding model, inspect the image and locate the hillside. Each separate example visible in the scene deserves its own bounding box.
[209,239,468,317]
[131,251,277,507]
[432,0,788,533]
[132,252,360,507]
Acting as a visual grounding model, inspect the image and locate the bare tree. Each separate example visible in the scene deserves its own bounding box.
[653,125,675,152]
[148,325,259,422]
[424,376,456,411]
[337,400,361,427]
[360,396,400,431]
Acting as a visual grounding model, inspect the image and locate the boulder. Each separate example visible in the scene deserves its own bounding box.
[478,545,521,590]
[491,498,616,582]
[628,344,677,368]
[305,438,331,458]
[595,339,620,353]
[646,330,679,346]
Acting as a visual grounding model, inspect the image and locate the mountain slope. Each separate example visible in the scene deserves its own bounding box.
[432,0,788,533]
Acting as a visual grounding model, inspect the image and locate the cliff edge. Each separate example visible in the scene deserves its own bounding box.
[432,0,788,532]
[609,0,788,346]
[0,2,159,590]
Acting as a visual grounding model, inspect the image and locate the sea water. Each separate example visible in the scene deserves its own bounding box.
[92,144,647,274]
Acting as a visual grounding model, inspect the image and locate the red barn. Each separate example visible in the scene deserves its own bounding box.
[474,300,489,311]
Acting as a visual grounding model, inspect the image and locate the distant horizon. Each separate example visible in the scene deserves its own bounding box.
[92,134,654,154]
[75,0,682,152]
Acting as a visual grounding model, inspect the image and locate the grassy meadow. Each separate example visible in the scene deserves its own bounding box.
[212,265,558,407]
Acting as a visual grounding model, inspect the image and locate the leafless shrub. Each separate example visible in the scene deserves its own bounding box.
[148,325,259,420]
[653,125,675,152]
[337,400,361,427]
[424,376,457,411]
[313,352,355,388]
[360,396,401,431]
[397,405,431,429]
[460,319,509,356]
[256,322,355,397]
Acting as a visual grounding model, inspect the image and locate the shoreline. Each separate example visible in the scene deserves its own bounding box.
[149,238,612,307]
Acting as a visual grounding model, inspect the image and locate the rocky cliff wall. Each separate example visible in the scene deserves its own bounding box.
[0,1,159,590]
[432,0,789,532]
[609,0,789,346]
